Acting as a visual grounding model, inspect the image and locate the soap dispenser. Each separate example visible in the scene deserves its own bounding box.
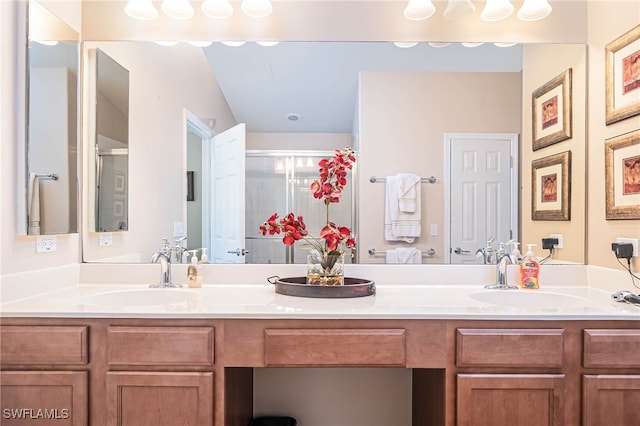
[519,244,540,289]
[200,248,209,264]
[187,255,203,288]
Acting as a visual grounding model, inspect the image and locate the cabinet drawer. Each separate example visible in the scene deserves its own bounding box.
[456,328,564,368]
[584,329,640,368]
[264,328,406,367]
[0,326,88,365]
[107,326,214,366]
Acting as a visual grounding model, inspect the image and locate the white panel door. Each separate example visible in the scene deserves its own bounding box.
[210,123,246,263]
[447,133,518,264]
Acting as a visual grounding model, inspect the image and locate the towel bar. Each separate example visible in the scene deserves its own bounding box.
[35,173,59,180]
[369,176,436,184]
[368,248,436,257]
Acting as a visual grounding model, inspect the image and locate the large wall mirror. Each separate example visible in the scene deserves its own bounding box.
[80,39,587,265]
[26,0,79,235]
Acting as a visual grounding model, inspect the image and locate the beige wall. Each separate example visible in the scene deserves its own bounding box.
[587,2,640,270]
[357,71,522,263]
[522,44,587,263]
[82,41,236,262]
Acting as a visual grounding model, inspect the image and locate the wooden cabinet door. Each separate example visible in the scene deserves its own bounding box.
[457,374,564,426]
[0,371,87,426]
[106,372,214,426]
[583,375,640,426]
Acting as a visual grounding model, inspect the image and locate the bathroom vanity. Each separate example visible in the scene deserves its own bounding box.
[1,265,639,426]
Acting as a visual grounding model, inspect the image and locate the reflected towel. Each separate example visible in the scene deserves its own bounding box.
[384,174,421,243]
[28,173,41,235]
[386,247,422,264]
[398,173,421,213]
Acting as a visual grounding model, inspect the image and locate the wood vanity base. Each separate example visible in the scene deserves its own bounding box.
[1,318,639,426]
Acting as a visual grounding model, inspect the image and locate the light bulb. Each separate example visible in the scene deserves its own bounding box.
[201,0,233,19]
[241,0,273,18]
[124,0,158,20]
[155,40,179,47]
[221,41,246,47]
[480,0,514,21]
[517,0,552,21]
[161,0,194,19]
[256,41,280,47]
[394,41,419,48]
[443,0,476,19]
[403,0,436,20]
[188,41,214,47]
[428,42,451,48]
[494,42,517,47]
[461,42,484,48]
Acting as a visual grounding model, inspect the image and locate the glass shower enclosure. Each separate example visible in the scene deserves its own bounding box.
[245,151,354,264]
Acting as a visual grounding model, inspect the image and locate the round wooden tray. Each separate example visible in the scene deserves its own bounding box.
[267,276,376,298]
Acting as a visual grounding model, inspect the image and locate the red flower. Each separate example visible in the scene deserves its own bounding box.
[258,147,356,260]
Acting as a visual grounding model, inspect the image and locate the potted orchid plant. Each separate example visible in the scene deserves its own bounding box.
[259,147,356,285]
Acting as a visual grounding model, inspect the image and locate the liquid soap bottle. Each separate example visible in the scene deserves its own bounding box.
[187,255,202,288]
[519,244,540,289]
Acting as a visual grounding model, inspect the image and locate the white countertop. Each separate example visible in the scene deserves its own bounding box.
[1,282,639,320]
[1,264,638,320]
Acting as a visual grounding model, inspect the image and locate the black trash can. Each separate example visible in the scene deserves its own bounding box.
[250,416,297,426]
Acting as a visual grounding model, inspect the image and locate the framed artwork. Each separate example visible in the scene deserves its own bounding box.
[532,151,571,221]
[532,69,572,151]
[606,25,640,125]
[187,171,195,201]
[605,130,640,219]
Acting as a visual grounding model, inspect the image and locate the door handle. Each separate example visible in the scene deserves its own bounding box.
[454,247,470,255]
[227,248,250,256]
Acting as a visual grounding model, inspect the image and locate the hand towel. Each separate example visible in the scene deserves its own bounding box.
[385,247,422,264]
[398,173,421,213]
[28,173,41,235]
[384,174,421,243]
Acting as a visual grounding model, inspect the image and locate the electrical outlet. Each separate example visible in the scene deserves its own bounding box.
[36,236,57,253]
[99,234,113,246]
[549,234,563,249]
[616,237,640,257]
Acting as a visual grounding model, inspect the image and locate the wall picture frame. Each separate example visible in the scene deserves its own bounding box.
[605,130,640,220]
[605,25,640,125]
[532,69,572,151]
[532,151,571,221]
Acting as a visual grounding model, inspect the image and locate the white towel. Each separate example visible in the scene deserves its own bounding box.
[386,247,422,264]
[398,173,420,213]
[28,173,41,235]
[384,174,421,243]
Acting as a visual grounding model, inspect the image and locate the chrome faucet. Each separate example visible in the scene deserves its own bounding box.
[150,238,182,288]
[171,236,188,263]
[485,240,519,290]
[475,237,495,265]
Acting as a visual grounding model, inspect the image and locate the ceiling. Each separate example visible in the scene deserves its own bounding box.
[202,41,523,133]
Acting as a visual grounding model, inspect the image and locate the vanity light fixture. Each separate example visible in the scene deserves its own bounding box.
[201,0,234,19]
[403,0,436,20]
[480,0,514,21]
[393,41,419,48]
[124,0,158,20]
[517,0,552,21]
[443,0,476,19]
[241,0,273,18]
[161,0,194,19]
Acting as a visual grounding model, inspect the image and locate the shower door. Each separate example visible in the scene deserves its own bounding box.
[245,151,353,264]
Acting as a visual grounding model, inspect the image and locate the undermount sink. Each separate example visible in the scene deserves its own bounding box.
[79,288,200,307]
[470,290,592,309]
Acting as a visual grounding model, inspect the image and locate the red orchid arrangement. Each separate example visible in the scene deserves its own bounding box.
[259,147,356,266]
